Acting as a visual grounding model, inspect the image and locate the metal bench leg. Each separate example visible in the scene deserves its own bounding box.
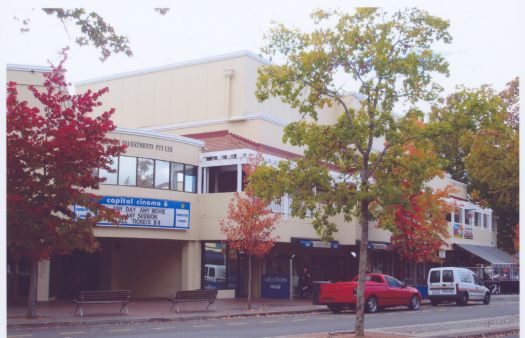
[74,304,80,316]
[176,303,180,313]
[170,302,175,312]
[206,300,216,311]
[120,303,129,315]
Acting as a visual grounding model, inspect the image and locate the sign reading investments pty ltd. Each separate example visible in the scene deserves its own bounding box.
[97,196,190,230]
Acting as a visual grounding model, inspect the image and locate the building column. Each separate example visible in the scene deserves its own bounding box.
[181,241,201,290]
[37,260,50,301]
[237,160,242,192]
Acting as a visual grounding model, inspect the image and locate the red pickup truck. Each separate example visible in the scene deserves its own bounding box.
[317,273,422,313]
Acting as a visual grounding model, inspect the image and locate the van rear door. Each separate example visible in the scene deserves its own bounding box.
[441,269,456,296]
[428,269,441,296]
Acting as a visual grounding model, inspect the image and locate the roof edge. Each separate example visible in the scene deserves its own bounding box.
[7,64,52,73]
[75,50,270,86]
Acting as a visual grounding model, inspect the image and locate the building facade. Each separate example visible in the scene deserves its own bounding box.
[7,51,511,302]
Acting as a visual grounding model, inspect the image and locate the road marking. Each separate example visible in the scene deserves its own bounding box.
[317,317,331,320]
[227,322,248,326]
[291,318,307,322]
[109,329,133,332]
[262,320,279,324]
[7,335,32,338]
[59,332,87,335]
[152,326,177,330]
[192,324,214,328]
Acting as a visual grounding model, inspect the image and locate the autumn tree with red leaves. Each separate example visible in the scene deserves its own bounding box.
[377,142,452,281]
[220,155,280,309]
[6,50,125,318]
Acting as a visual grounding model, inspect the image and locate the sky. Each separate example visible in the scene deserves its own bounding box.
[3,0,524,97]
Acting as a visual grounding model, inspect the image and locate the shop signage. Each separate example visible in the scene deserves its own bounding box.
[453,223,464,238]
[121,140,173,153]
[464,223,473,239]
[299,240,339,249]
[439,249,446,259]
[75,196,190,230]
[261,274,289,299]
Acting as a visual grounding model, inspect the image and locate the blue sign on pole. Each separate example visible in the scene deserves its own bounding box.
[75,196,190,230]
[261,274,290,299]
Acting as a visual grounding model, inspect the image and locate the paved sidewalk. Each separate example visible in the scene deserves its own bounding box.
[7,294,518,331]
[7,297,328,329]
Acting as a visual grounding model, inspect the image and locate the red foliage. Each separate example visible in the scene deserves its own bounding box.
[6,49,126,262]
[220,154,281,257]
[385,190,451,263]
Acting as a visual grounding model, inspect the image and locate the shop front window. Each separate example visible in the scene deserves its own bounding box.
[118,156,137,186]
[203,242,227,289]
[171,163,184,191]
[154,160,170,189]
[184,165,197,193]
[137,158,154,188]
[99,156,118,184]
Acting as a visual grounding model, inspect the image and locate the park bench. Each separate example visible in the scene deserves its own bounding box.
[167,289,218,313]
[73,290,132,317]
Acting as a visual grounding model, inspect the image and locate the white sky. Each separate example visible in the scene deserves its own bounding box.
[3,0,524,96]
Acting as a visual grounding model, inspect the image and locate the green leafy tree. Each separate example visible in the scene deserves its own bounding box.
[429,78,519,252]
[15,8,170,62]
[253,8,451,336]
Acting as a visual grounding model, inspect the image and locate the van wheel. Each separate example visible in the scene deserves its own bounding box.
[431,299,439,306]
[456,293,468,306]
[409,295,420,310]
[366,296,379,313]
[328,304,342,313]
[483,292,490,305]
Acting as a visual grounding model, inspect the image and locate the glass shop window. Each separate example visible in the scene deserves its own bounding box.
[118,156,137,186]
[99,156,118,185]
[184,165,197,193]
[170,163,184,191]
[203,242,227,290]
[137,158,154,188]
[154,160,170,189]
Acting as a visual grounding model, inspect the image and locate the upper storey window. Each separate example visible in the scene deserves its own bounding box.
[99,156,198,193]
[119,156,137,186]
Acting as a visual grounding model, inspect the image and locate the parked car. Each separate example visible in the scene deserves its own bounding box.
[427,267,491,306]
[316,273,422,313]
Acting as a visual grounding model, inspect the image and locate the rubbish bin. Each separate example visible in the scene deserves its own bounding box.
[311,281,331,305]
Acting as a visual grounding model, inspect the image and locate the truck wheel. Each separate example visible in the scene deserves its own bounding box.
[366,296,379,313]
[328,304,342,313]
[409,295,420,310]
[483,292,490,305]
[456,292,468,306]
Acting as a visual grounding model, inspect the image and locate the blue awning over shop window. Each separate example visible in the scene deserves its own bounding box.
[454,243,518,265]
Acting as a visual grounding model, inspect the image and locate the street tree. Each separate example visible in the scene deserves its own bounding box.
[15,8,169,62]
[376,142,452,279]
[429,78,519,252]
[220,155,281,310]
[6,50,126,317]
[253,8,451,336]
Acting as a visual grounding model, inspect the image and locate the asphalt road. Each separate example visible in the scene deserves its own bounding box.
[7,299,519,338]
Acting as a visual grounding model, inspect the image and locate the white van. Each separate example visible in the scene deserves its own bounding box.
[427,267,490,306]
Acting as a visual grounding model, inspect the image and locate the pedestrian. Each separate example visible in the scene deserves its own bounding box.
[299,267,312,299]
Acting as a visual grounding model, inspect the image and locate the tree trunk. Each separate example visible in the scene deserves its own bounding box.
[12,260,20,302]
[247,255,252,310]
[26,259,39,318]
[355,199,370,337]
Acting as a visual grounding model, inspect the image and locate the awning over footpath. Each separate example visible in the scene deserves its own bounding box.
[454,243,518,266]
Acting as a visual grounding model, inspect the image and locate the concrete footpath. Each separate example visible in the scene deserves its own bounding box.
[7,295,519,337]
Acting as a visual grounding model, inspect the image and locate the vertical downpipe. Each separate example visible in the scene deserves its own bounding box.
[224,69,234,118]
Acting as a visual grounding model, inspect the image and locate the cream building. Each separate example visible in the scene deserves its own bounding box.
[7,52,512,302]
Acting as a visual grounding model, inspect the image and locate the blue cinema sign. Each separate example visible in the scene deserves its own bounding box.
[74,196,190,230]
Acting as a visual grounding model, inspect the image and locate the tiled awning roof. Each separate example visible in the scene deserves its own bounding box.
[183,130,302,160]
